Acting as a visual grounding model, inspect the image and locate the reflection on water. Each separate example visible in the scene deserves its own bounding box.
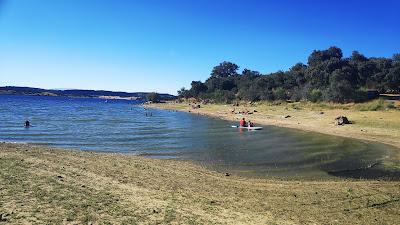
[0,95,399,180]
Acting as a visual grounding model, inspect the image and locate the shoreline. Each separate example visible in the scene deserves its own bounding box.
[1,142,400,224]
[148,102,400,150]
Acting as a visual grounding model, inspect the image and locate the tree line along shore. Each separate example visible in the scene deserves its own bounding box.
[177,46,400,104]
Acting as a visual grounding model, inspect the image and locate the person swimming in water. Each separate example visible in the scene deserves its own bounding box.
[239,118,247,127]
[248,120,254,127]
[24,120,30,127]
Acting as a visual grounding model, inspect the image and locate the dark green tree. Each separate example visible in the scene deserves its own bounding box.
[146,92,160,102]
[190,81,208,97]
[210,61,239,78]
[308,46,343,66]
[177,87,190,98]
[350,51,368,62]
[385,66,400,92]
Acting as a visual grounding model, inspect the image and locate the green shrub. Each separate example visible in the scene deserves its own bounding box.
[146,92,160,102]
[210,90,235,103]
[274,87,286,100]
[309,89,323,103]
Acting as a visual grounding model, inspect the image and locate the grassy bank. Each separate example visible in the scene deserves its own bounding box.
[0,143,399,224]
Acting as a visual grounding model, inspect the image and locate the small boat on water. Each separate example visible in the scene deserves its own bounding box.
[231,125,263,130]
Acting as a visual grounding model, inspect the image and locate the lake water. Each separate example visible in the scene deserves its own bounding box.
[1,95,399,180]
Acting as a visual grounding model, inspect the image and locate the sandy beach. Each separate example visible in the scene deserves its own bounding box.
[1,142,399,224]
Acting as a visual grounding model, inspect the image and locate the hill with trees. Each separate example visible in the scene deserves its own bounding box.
[178,47,400,103]
[0,86,176,101]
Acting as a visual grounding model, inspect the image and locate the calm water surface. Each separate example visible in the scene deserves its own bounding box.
[1,95,399,179]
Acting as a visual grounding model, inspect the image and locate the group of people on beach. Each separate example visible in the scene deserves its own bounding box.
[239,118,254,127]
[231,108,254,115]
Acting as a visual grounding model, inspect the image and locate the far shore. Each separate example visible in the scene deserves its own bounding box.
[1,142,400,224]
[98,95,140,100]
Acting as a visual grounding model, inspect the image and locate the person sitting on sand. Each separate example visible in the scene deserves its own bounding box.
[239,118,247,127]
[24,120,30,127]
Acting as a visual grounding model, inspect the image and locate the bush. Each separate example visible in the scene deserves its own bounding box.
[324,80,354,103]
[274,87,286,100]
[210,90,235,103]
[237,87,260,102]
[146,92,160,102]
[290,87,307,102]
[308,89,323,102]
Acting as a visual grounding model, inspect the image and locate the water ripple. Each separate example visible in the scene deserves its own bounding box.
[1,95,398,179]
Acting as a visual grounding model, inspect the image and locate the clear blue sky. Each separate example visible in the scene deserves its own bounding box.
[0,0,399,94]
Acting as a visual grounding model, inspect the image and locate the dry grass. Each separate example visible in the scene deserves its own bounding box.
[0,143,399,224]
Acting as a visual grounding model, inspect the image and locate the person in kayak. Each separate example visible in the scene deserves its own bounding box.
[248,120,254,127]
[239,118,247,127]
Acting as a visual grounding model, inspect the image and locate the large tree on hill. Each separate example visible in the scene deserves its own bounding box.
[210,61,239,78]
[307,46,343,66]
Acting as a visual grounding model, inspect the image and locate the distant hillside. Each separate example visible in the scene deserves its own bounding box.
[0,86,176,101]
